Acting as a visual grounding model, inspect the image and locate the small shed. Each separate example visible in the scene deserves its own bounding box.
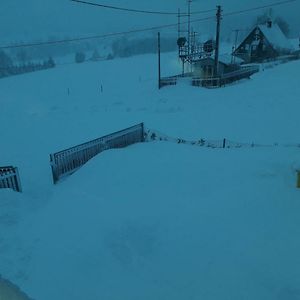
[233,21,294,63]
[193,54,243,78]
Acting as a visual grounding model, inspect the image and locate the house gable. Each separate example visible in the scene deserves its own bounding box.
[233,23,292,63]
[234,26,278,62]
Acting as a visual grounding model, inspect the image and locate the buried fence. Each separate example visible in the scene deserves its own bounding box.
[159,72,193,88]
[146,128,300,150]
[0,166,22,192]
[50,123,145,184]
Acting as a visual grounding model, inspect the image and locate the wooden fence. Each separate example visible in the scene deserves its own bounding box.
[0,166,22,192]
[50,123,145,184]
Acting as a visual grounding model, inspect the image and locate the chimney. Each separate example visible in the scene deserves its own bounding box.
[267,19,272,28]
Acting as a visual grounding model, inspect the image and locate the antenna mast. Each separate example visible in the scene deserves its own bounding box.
[214,5,222,76]
[188,0,192,58]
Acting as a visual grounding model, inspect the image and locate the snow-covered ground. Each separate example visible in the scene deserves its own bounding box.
[1,51,300,300]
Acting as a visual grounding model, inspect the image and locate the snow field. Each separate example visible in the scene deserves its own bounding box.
[0,52,300,300]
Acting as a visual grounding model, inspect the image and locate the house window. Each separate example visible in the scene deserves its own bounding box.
[245,44,250,51]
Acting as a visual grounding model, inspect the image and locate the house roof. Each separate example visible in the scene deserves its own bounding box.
[194,54,244,67]
[258,24,293,52]
[218,54,244,65]
[289,38,300,51]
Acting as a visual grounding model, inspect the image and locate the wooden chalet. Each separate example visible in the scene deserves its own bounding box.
[233,21,294,63]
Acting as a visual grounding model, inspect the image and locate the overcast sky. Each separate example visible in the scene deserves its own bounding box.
[0,0,299,43]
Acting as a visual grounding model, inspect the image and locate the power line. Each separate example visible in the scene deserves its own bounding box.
[0,16,215,50]
[224,0,297,17]
[70,0,215,15]
[0,0,297,50]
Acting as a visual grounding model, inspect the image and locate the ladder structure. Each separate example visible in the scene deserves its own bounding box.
[177,2,222,75]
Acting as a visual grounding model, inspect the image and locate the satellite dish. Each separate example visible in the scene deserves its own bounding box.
[203,39,216,53]
[177,37,187,47]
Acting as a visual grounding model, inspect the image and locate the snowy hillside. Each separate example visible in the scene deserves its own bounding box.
[1,52,300,300]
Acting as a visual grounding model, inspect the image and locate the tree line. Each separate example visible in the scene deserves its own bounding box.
[0,50,55,79]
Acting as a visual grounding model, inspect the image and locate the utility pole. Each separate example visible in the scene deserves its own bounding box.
[158,32,161,89]
[178,8,181,40]
[188,0,192,58]
[214,5,222,76]
[234,29,239,51]
[178,8,181,57]
[232,29,240,64]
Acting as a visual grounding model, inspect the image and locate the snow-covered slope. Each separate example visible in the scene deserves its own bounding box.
[1,52,300,300]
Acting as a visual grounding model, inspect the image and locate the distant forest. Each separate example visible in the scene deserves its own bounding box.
[0,35,177,78]
[0,10,296,79]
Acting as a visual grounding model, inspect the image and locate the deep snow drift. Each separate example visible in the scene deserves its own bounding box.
[0,52,300,300]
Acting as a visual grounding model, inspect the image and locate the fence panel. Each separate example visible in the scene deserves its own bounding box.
[0,166,22,192]
[50,123,145,184]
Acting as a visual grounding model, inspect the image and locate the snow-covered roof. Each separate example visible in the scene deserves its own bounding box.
[258,24,293,51]
[289,38,300,51]
[218,54,244,65]
[194,53,244,66]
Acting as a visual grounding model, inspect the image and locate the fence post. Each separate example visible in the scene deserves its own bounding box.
[223,138,226,149]
[14,167,22,193]
[158,32,161,89]
[50,154,58,184]
[141,123,145,142]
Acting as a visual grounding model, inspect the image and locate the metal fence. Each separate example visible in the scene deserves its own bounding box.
[0,166,22,192]
[50,123,145,184]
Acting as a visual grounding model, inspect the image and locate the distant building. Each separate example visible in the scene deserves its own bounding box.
[233,21,294,63]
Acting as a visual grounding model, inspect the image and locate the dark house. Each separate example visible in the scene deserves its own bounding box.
[233,21,294,63]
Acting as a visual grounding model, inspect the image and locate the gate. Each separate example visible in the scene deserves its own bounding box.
[0,166,22,192]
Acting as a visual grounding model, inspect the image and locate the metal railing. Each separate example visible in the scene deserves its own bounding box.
[160,76,177,88]
[192,65,259,87]
[160,72,193,88]
[50,123,145,184]
[0,166,22,192]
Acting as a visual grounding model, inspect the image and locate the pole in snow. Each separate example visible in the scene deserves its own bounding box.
[158,32,161,89]
[214,5,222,76]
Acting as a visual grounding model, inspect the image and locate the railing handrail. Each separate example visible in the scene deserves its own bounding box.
[0,166,14,171]
[161,72,193,80]
[53,123,143,156]
[192,66,259,82]
[50,123,145,184]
